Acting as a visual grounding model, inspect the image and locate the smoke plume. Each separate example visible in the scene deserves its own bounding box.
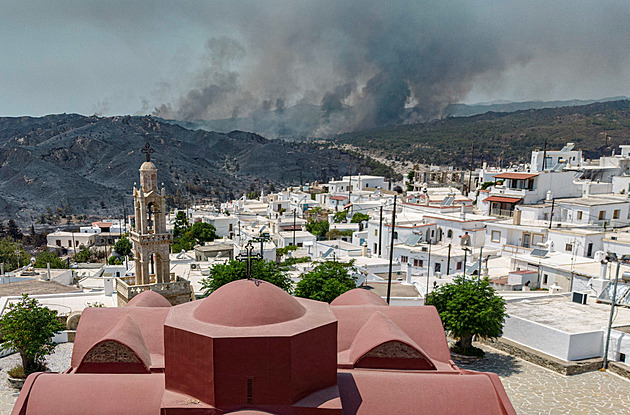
[150,0,630,136]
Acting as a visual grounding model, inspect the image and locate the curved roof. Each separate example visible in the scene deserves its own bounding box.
[140,161,157,171]
[78,314,151,372]
[331,289,388,306]
[193,280,306,327]
[347,311,435,370]
[127,290,172,308]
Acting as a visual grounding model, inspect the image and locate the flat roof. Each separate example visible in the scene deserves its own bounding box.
[555,195,629,206]
[494,172,538,180]
[360,282,421,298]
[0,280,78,297]
[507,295,630,333]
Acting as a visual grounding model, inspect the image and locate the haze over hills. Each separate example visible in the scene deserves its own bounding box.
[334,100,630,168]
[160,97,630,140]
[0,114,387,225]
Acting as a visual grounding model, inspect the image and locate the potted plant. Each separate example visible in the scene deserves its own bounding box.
[0,294,65,389]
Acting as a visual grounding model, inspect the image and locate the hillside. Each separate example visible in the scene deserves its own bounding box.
[334,100,630,167]
[0,114,393,224]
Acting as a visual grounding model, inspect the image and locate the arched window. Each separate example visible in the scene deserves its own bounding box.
[447,230,453,238]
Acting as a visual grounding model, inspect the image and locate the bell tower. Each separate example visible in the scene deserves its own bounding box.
[130,143,172,285]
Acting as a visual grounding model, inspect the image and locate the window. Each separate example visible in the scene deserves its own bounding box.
[229,224,233,232]
[393,232,398,240]
[543,274,548,285]
[375,229,378,236]
[614,209,620,219]
[565,243,573,252]
[297,242,303,247]
[413,259,423,267]
[491,231,501,243]
[456,261,462,270]
[400,255,408,263]
[431,230,435,237]
[447,230,453,238]
[68,240,72,247]
[577,211,583,220]
[374,243,377,253]
[56,239,61,247]
[599,211,605,220]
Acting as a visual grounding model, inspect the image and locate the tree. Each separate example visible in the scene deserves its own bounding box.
[114,236,133,258]
[33,251,68,269]
[0,294,65,376]
[0,238,30,271]
[426,276,507,356]
[7,220,22,241]
[332,210,347,223]
[305,220,329,240]
[295,261,356,303]
[74,246,95,263]
[171,222,217,253]
[351,212,370,223]
[325,229,353,240]
[200,260,293,296]
[173,211,189,238]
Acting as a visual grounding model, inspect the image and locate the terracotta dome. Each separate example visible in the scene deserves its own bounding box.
[140,161,157,171]
[127,290,172,308]
[331,288,388,306]
[194,280,306,327]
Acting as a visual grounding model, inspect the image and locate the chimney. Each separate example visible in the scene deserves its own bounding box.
[512,209,522,225]
[600,261,608,280]
[460,204,466,220]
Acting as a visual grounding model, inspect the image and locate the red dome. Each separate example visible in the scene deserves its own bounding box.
[193,280,306,327]
[127,290,172,308]
[331,288,388,306]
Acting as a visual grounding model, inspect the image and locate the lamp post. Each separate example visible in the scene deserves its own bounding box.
[425,240,432,299]
[386,195,397,304]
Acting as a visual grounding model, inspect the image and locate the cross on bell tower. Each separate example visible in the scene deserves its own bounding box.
[130,143,172,285]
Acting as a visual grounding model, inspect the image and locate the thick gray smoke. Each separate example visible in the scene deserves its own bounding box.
[151,0,630,136]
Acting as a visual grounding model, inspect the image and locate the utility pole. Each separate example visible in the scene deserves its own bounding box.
[292,209,296,247]
[603,261,621,370]
[463,248,469,278]
[549,198,555,229]
[426,241,431,299]
[378,205,383,257]
[542,138,548,171]
[386,195,397,304]
[446,243,452,276]
[348,166,352,208]
[478,246,483,281]
[467,141,475,194]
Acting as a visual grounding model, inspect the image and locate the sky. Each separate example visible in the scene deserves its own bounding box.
[2,0,630,128]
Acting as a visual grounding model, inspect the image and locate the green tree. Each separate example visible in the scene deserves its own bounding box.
[173,211,189,238]
[74,246,95,263]
[7,220,22,241]
[200,260,292,296]
[0,294,65,376]
[114,236,133,258]
[0,238,30,271]
[351,212,370,223]
[332,210,347,223]
[187,222,217,244]
[108,256,124,265]
[295,261,356,303]
[33,251,68,269]
[305,220,329,240]
[426,276,507,356]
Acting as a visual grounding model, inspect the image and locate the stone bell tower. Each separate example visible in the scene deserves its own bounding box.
[130,143,172,285]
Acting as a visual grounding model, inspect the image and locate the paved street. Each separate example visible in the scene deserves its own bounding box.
[460,345,630,414]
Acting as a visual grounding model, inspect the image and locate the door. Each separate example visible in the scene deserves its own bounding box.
[587,243,593,258]
[522,233,531,248]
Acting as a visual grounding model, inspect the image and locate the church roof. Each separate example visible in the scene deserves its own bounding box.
[140,161,157,170]
[330,288,388,306]
[194,280,306,327]
[127,290,172,308]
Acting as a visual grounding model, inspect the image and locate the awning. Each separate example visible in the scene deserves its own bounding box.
[493,172,538,180]
[485,196,522,204]
[330,195,348,201]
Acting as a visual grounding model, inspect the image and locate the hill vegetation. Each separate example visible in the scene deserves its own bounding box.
[334,100,630,167]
